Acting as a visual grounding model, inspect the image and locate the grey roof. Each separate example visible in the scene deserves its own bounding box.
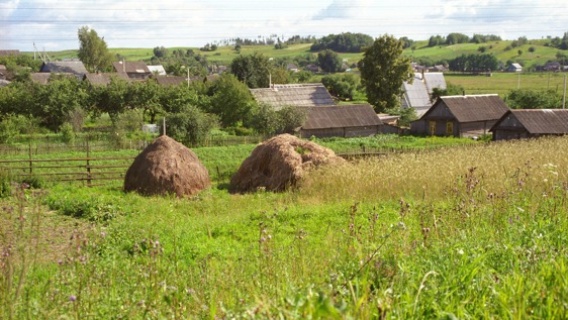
[428,94,509,123]
[155,76,187,87]
[30,72,75,84]
[493,109,568,134]
[113,61,150,74]
[83,73,131,86]
[302,104,382,130]
[40,61,88,78]
[250,83,335,108]
[0,79,10,87]
[147,65,167,76]
[401,72,446,116]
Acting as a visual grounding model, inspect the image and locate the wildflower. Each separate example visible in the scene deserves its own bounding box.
[457,249,464,255]
[69,295,77,302]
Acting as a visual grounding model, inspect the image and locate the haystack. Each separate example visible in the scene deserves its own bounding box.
[230,134,345,193]
[124,135,210,197]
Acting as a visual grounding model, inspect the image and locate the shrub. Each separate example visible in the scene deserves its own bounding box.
[59,122,75,145]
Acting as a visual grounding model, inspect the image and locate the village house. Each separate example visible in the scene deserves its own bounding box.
[113,61,152,80]
[507,63,523,72]
[299,105,383,138]
[40,60,88,80]
[83,72,131,86]
[249,83,335,110]
[491,109,568,140]
[401,72,447,117]
[410,94,509,137]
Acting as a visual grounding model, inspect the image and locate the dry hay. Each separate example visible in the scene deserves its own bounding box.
[124,135,210,197]
[230,134,345,193]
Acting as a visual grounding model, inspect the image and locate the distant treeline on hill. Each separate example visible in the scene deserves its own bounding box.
[310,33,374,53]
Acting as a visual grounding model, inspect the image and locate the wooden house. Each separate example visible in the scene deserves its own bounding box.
[491,109,568,140]
[40,60,88,80]
[250,83,335,110]
[155,76,188,87]
[299,104,383,138]
[410,94,509,137]
[113,61,151,80]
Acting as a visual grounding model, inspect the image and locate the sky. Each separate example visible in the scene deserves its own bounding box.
[1,0,568,52]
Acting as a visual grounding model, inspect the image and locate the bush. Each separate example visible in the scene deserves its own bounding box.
[59,122,75,145]
[0,115,20,144]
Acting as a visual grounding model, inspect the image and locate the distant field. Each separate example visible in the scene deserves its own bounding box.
[446,72,567,97]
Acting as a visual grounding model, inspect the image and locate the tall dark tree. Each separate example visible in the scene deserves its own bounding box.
[317,49,343,73]
[358,35,413,112]
[230,53,271,88]
[77,26,114,72]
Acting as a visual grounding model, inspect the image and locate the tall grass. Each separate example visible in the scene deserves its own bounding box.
[1,136,568,318]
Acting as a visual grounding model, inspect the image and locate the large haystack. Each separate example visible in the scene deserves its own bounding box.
[230,134,345,193]
[124,135,210,197]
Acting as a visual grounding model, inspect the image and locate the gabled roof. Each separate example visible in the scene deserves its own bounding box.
[155,76,187,87]
[302,104,382,130]
[250,83,335,108]
[113,61,150,74]
[492,109,568,134]
[423,94,509,123]
[30,72,76,85]
[147,65,166,76]
[83,73,131,86]
[401,72,446,114]
[40,60,88,78]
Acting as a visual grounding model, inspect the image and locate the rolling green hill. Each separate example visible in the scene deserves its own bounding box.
[43,38,565,70]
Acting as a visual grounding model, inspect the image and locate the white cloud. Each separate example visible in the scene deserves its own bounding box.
[2,0,568,51]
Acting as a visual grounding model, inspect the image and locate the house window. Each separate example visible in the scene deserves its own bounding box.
[446,122,454,136]
[429,121,436,135]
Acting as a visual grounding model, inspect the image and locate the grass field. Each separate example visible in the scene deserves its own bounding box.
[2,135,568,318]
[445,72,568,97]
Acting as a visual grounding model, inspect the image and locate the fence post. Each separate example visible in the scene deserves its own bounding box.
[86,138,92,187]
[28,142,33,175]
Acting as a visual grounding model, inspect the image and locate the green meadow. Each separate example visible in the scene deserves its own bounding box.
[2,135,568,318]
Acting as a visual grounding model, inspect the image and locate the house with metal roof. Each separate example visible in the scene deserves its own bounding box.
[299,104,383,138]
[507,63,523,72]
[490,109,568,140]
[113,61,152,80]
[250,83,335,110]
[401,72,447,117]
[40,60,88,80]
[410,94,509,137]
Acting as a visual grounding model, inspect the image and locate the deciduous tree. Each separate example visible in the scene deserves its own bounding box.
[77,26,114,72]
[358,35,413,112]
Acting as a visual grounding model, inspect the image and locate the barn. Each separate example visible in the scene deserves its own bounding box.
[491,109,568,140]
[410,94,509,137]
[299,104,383,138]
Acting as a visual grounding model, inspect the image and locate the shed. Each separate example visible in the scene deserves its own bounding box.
[299,104,383,138]
[40,60,88,79]
[410,94,509,137]
[250,83,335,110]
[113,61,152,80]
[491,109,568,140]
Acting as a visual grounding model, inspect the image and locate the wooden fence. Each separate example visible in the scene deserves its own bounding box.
[0,156,133,187]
